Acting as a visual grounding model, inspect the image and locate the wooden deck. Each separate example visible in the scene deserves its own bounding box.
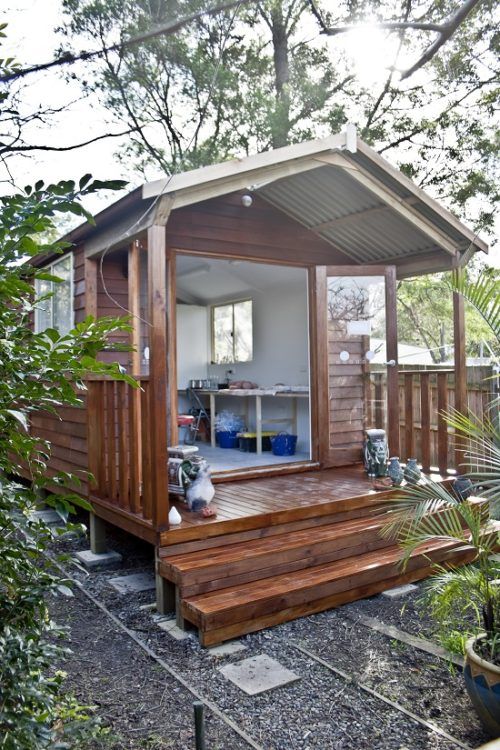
[162,464,448,546]
[158,465,468,646]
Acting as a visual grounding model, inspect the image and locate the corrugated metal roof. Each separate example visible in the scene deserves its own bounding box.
[257,165,443,265]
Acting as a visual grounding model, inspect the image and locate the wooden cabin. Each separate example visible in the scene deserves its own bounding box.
[30,128,488,645]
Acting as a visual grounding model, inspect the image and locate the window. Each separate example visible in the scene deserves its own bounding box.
[34,255,74,335]
[212,299,253,364]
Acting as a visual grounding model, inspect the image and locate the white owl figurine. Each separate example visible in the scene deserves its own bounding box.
[185,461,215,512]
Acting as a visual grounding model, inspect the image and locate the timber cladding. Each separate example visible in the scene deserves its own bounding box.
[165,193,354,266]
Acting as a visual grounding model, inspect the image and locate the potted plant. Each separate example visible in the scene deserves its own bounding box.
[384,269,500,735]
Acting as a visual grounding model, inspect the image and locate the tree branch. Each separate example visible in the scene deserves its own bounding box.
[400,0,484,78]
[0,0,253,83]
[0,126,137,155]
[308,0,485,80]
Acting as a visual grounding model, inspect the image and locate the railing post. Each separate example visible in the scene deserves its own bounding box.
[385,266,400,456]
[453,283,467,471]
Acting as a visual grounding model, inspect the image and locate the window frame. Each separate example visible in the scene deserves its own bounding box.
[211,298,253,365]
[34,253,75,335]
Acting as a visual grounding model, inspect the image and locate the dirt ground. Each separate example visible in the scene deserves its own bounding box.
[49,518,493,750]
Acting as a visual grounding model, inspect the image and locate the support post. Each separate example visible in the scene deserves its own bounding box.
[155,554,175,615]
[128,240,141,374]
[453,282,467,471]
[385,266,400,457]
[148,224,170,531]
[89,512,107,555]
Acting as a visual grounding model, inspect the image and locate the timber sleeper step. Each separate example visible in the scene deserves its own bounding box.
[181,540,475,637]
[160,514,395,595]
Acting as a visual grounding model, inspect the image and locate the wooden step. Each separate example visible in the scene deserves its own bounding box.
[160,514,395,596]
[182,540,476,646]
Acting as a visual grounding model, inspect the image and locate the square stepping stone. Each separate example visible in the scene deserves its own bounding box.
[219,654,300,695]
[108,572,155,594]
[381,583,418,599]
[208,641,247,657]
[75,549,122,570]
[156,618,190,641]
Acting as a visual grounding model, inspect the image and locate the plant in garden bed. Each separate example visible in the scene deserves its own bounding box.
[383,268,500,734]
[0,175,135,748]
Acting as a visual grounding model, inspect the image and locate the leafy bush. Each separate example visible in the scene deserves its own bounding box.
[0,177,132,748]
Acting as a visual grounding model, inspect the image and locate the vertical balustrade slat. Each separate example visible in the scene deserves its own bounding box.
[118,381,130,509]
[129,381,142,514]
[106,381,117,501]
[437,372,449,474]
[141,381,153,521]
[420,373,431,474]
[404,373,414,460]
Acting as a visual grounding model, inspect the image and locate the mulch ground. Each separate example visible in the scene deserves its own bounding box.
[49,519,493,750]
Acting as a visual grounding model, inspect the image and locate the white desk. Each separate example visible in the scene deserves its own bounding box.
[181,388,309,454]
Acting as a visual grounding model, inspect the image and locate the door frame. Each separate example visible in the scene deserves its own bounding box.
[313,264,400,468]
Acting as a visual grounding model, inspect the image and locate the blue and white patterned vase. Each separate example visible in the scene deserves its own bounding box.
[464,635,500,736]
[404,458,421,484]
[388,457,404,486]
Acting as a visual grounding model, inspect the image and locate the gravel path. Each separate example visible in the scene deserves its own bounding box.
[49,517,491,750]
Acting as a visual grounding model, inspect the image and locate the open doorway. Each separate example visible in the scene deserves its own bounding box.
[175,255,312,473]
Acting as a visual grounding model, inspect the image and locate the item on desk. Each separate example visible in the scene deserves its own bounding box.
[185,460,215,512]
[228,380,258,389]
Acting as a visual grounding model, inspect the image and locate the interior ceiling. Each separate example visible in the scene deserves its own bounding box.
[176,255,306,306]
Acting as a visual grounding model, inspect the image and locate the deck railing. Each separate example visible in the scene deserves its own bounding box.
[370,366,494,473]
[87,376,152,524]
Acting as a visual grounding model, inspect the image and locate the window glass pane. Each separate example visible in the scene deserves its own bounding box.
[213,304,234,364]
[52,256,73,335]
[234,300,253,362]
[34,277,52,332]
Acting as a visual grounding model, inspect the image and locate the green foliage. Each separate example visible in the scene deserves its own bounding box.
[397,268,499,363]
[59,0,499,234]
[420,563,500,657]
[0,173,132,747]
[385,269,500,663]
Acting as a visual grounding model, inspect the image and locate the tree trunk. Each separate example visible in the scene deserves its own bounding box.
[270,0,291,149]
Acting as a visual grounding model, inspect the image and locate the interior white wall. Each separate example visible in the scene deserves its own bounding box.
[176,305,209,389]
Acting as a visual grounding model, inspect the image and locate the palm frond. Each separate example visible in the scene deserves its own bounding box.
[449,268,500,340]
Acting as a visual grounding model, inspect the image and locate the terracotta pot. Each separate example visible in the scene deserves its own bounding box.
[464,635,500,737]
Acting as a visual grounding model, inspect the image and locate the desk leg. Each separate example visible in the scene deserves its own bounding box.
[210,394,216,447]
[256,395,262,454]
[292,397,298,435]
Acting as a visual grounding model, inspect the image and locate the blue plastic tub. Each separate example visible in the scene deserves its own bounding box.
[217,430,239,449]
[270,433,298,456]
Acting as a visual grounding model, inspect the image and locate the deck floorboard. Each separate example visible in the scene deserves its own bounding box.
[163,465,449,545]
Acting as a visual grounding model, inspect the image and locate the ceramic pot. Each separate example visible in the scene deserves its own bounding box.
[464,634,500,736]
[388,457,404,486]
[404,458,421,484]
[453,475,474,502]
